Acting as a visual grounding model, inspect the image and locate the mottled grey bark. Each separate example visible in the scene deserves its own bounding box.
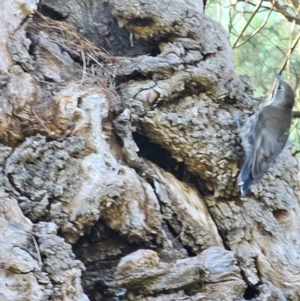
[0,0,299,301]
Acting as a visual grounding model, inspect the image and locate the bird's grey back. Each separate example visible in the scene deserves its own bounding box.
[238,75,295,196]
[251,105,292,180]
[241,79,294,158]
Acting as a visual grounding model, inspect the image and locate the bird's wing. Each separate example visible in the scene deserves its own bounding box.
[251,109,289,180]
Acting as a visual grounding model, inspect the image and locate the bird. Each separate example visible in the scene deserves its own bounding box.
[237,71,295,197]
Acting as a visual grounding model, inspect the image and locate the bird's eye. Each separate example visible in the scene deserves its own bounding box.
[278,85,281,90]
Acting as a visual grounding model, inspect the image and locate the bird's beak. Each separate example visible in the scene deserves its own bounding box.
[274,70,282,81]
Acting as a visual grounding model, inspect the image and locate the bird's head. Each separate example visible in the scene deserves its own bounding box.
[272,71,295,109]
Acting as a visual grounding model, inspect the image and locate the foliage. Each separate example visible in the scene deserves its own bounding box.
[206,0,300,155]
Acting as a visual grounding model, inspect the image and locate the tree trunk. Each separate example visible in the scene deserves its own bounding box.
[0,0,299,300]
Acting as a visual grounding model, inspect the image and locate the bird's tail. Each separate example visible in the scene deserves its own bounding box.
[240,176,252,197]
[238,151,254,197]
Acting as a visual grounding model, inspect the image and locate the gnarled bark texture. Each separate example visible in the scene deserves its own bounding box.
[0,0,299,300]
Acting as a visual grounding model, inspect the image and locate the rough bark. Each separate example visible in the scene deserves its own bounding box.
[0,0,299,300]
